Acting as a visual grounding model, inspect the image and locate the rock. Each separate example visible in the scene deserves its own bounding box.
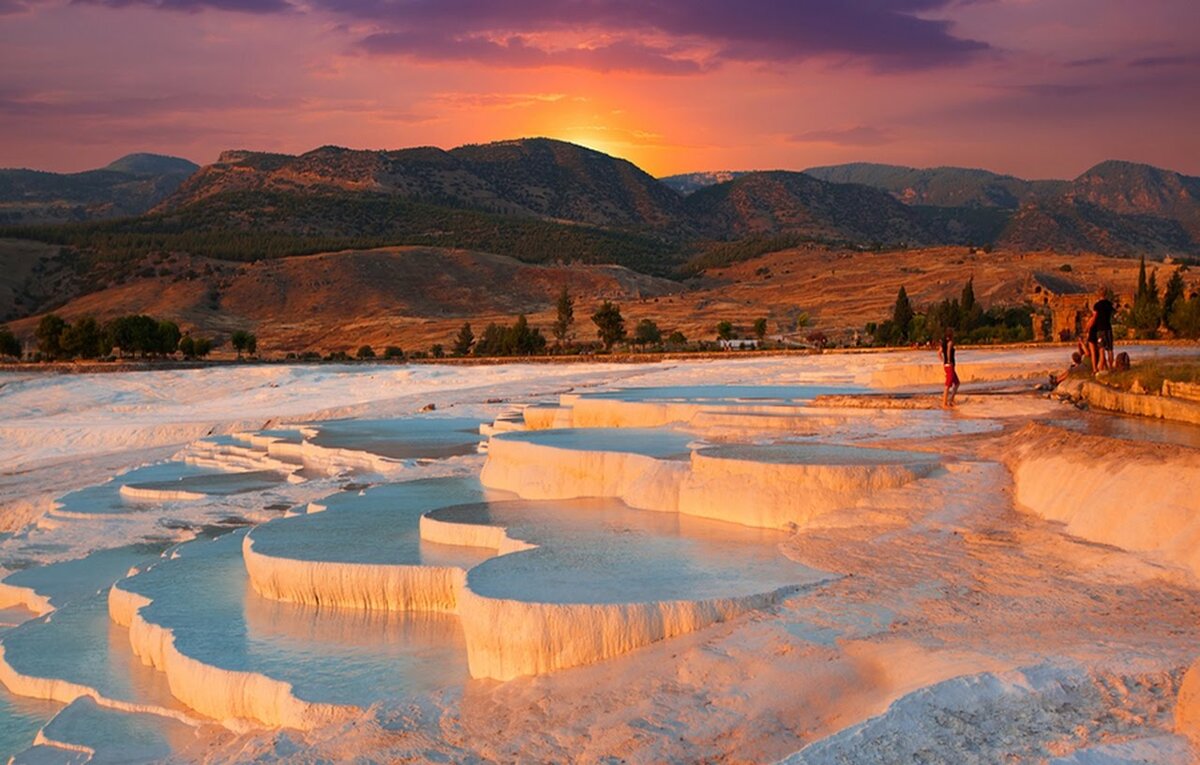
[1130,379,1147,395]
[420,403,437,412]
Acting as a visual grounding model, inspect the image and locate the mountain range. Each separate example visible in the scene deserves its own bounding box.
[2,140,1199,325]
[170,142,1197,261]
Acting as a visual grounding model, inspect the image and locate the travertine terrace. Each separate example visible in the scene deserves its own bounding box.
[1,348,1199,762]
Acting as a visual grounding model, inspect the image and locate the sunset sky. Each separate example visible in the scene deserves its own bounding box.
[1,0,1198,178]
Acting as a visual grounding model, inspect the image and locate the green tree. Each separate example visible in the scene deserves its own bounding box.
[179,335,196,358]
[104,315,160,357]
[474,323,505,356]
[716,320,734,342]
[192,337,212,358]
[1163,268,1186,331]
[246,334,257,356]
[891,287,914,341]
[960,277,982,331]
[61,316,103,359]
[633,318,662,348]
[1170,296,1200,339]
[356,345,376,359]
[667,330,687,347]
[753,317,768,341]
[553,286,574,347]
[384,346,405,359]
[430,343,445,358]
[0,326,21,359]
[35,314,68,359]
[591,301,626,350]
[505,314,546,355]
[156,320,181,356]
[1128,257,1162,336]
[452,322,475,356]
[231,330,251,359]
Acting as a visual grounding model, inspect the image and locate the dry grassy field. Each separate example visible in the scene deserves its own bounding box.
[6,242,1186,356]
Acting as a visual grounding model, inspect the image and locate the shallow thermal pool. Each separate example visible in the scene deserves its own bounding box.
[699,443,942,467]
[248,477,500,569]
[494,428,700,459]
[432,498,825,605]
[0,542,171,606]
[1046,413,1200,450]
[2,591,186,713]
[123,469,287,498]
[50,461,233,517]
[305,416,484,460]
[0,689,59,760]
[121,531,472,708]
[580,384,862,404]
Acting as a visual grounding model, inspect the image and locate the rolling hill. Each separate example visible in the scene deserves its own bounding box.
[3,246,682,352]
[683,171,928,244]
[0,154,199,225]
[802,162,1065,209]
[161,138,686,230]
[659,171,751,196]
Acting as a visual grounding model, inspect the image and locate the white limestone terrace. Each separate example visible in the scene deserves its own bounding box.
[302,416,485,461]
[243,477,499,612]
[0,541,192,759]
[0,590,196,723]
[534,384,859,430]
[119,469,289,502]
[3,350,1200,761]
[110,531,472,729]
[11,696,202,765]
[246,474,827,684]
[482,427,942,530]
[0,690,57,764]
[0,543,169,617]
[425,496,828,680]
[47,461,259,520]
[523,383,1010,442]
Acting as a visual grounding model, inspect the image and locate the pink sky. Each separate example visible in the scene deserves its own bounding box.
[1,0,1198,178]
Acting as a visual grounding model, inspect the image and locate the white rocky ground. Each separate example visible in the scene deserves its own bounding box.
[0,345,1198,763]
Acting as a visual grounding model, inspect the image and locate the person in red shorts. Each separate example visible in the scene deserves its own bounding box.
[939,328,959,409]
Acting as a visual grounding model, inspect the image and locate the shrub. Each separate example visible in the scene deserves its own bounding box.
[356,345,376,359]
[383,346,405,359]
[0,326,20,359]
[452,323,474,356]
[633,319,661,348]
[35,314,67,359]
[591,301,625,351]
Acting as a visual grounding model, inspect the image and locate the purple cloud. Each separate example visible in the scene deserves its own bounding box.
[359,32,706,75]
[790,126,892,146]
[31,0,990,71]
[73,0,290,14]
[1129,54,1200,68]
[345,1,991,72]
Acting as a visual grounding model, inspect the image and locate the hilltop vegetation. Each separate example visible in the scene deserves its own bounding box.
[0,189,680,281]
[803,162,1066,208]
[0,153,198,225]
[4,139,1200,330]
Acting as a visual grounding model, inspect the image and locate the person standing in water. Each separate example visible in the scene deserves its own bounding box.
[939,328,959,409]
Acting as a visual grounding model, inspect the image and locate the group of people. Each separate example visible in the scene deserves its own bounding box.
[939,286,1128,407]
